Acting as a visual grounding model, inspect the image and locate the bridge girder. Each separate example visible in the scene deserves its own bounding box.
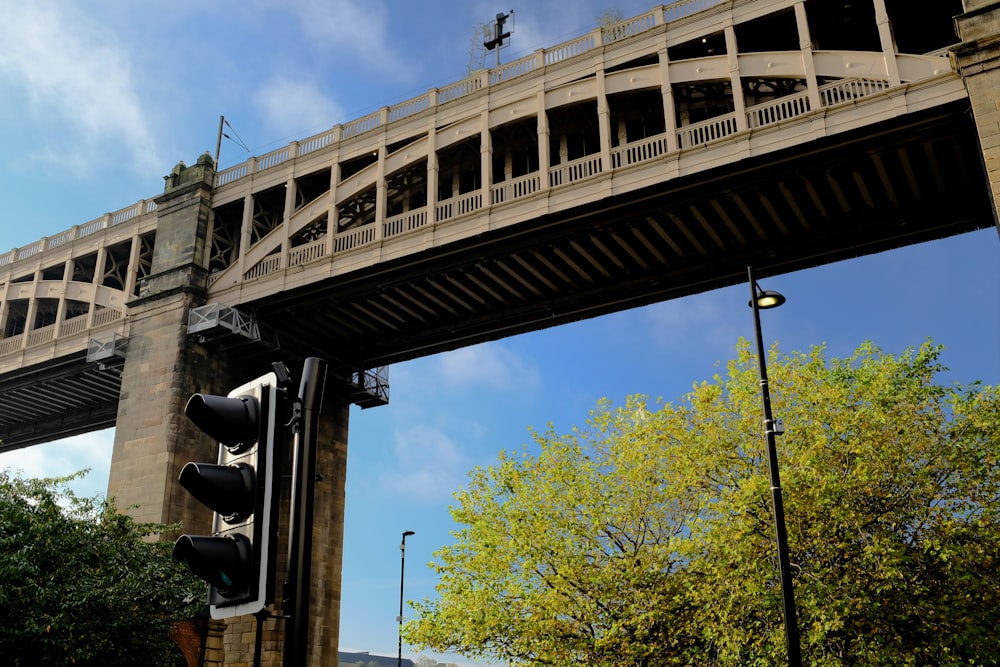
[240,103,992,370]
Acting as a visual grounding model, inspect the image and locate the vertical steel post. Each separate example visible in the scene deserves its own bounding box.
[748,266,802,667]
[398,530,414,667]
[283,357,327,667]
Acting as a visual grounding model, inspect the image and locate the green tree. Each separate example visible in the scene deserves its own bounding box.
[597,9,626,28]
[406,341,1000,666]
[0,470,203,666]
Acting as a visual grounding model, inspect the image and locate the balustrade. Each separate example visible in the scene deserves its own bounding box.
[819,77,891,106]
[436,192,483,222]
[244,254,282,281]
[746,93,812,129]
[0,335,23,356]
[27,325,55,348]
[334,225,377,253]
[0,0,955,370]
[676,113,739,149]
[288,239,328,268]
[549,155,603,188]
[384,209,429,239]
[491,173,541,205]
[91,308,123,328]
[611,134,670,169]
[59,315,88,337]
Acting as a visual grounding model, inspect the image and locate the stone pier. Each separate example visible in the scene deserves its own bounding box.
[107,155,348,665]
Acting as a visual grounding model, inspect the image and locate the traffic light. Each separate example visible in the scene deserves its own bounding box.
[172,371,282,619]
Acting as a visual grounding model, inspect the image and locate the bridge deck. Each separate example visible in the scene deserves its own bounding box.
[1,0,990,450]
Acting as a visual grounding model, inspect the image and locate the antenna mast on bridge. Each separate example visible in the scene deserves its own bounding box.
[483,10,514,67]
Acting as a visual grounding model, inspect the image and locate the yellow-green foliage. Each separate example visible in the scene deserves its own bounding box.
[406,340,1000,666]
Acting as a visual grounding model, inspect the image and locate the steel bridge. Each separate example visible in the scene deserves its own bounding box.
[0,0,994,450]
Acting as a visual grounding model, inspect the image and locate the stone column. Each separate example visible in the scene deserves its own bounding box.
[107,154,231,528]
[306,394,350,665]
[225,389,350,667]
[954,0,1000,234]
[109,153,352,666]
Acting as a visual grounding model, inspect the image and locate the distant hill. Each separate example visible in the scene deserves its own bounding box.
[338,651,415,667]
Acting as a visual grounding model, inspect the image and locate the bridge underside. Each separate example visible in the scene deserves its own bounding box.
[0,351,122,451]
[0,101,992,450]
[245,101,994,369]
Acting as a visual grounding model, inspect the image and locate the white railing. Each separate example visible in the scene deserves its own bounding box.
[439,76,484,103]
[611,133,670,168]
[16,242,43,262]
[59,315,88,337]
[0,335,23,356]
[490,53,540,85]
[217,162,249,186]
[2,195,160,267]
[384,209,429,238]
[288,239,327,267]
[436,192,483,221]
[390,94,432,121]
[2,0,916,286]
[299,129,338,156]
[0,0,727,270]
[91,308,123,327]
[343,110,384,139]
[78,218,105,237]
[746,92,811,129]
[27,325,56,347]
[819,77,891,106]
[334,225,377,253]
[549,154,603,188]
[491,173,541,205]
[244,254,282,281]
[257,146,291,172]
[676,113,739,149]
[603,10,658,44]
[45,231,74,250]
[545,34,597,65]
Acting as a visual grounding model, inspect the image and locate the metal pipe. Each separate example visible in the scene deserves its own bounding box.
[398,530,414,667]
[283,357,328,667]
[748,265,802,667]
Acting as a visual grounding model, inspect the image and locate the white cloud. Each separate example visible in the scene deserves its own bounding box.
[284,0,414,80]
[0,429,114,499]
[641,288,744,352]
[378,424,467,502]
[254,76,346,137]
[437,342,540,392]
[0,3,160,174]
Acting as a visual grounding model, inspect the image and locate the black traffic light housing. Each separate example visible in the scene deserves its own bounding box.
[172,372,283,619]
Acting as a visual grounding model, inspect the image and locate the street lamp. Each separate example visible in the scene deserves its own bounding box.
[748,266,802,667]
[398,530,415,667]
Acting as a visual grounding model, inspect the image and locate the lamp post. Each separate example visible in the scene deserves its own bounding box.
[748,266,802,667]
[398,530,415,667]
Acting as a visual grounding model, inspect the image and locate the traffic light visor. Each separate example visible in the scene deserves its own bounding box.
[185,393,259,453]
[178,461,256,523]
[172,533,252,597]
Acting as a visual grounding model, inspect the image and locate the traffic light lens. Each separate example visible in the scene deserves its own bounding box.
[185,393,260,453]
[178,462,256,523]
[172,533,252,597]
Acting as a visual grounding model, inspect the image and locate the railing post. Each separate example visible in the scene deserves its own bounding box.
[659,49,679,153]
[872,0,901,86]
[793,2,822,112]
[725,25,748,133]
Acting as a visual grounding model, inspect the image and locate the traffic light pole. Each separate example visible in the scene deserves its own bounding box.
[283,357,328,667]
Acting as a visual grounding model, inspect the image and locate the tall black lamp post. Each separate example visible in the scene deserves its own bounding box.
[398,530,415,667]
[748,266,802,667]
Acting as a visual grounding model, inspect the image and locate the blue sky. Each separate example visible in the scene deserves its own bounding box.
[0,1,998,665]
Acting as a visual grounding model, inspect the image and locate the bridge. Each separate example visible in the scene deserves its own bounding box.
[1,0,997,663]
